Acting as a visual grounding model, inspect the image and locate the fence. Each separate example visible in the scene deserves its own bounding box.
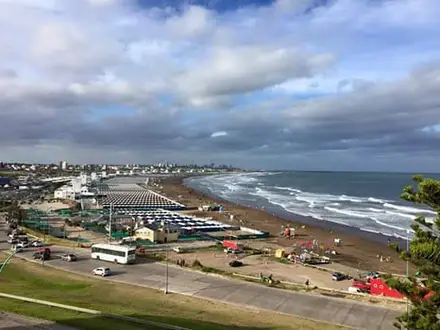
[26,209,48,217]
[23,220,66,238]
[178,235,213,242]
[206,232,269,240]
[82,223,128,239]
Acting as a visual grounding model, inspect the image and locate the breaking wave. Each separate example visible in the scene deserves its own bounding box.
[187,172,437,239]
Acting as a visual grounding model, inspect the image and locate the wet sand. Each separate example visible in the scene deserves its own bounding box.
[155,175,409,275]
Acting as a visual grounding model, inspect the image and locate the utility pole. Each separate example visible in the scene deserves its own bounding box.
[108,203,112,243]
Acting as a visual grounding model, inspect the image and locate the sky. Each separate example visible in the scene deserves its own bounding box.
[0,0,439,172]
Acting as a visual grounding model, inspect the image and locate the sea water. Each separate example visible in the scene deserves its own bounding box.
[186,171,440,240]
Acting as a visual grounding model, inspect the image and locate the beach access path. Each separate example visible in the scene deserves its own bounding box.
[0,233,400,330]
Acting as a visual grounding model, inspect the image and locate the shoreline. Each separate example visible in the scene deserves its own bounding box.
[156,175,408,274]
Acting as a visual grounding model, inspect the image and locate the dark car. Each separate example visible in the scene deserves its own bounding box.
[229,260,243,267]
[365,271,380,280]
[33,251,50,261]
[332,272,347,281]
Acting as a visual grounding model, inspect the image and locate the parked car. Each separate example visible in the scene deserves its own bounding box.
[352,279,371,292]
[332,272,347,281]
[229,260,243,267]
[348,286,364,294]
[11,246,23,253]
[92,267,111,277]
[366,271,380,280]
[33,251,50,260]
[61,254,77,262]
[17,235,28,242]
[7,238,18,244]
[173,246,188,253]
[33,248,51,260]
[16,241,28,248]
[31,240,44,247]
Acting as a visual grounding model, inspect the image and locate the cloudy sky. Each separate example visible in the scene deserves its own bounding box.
[0,0,439,171]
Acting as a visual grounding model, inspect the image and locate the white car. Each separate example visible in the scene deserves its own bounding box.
[16,242,28,248]
[31,241,44,247]
[92,267,111,277]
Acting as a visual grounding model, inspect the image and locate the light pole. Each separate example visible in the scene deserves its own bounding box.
[164,220,169,294]
[108,203,113,243]
[164,246,169,294]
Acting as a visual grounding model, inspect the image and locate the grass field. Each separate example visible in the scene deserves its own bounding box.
[0,300,166,330]
[0,257,349,330]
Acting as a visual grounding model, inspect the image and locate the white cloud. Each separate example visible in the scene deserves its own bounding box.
[0,0,439,171]
[211,131,228,138]
[175,45,335,104]
[166,5,214,38]
[88,0,119,6]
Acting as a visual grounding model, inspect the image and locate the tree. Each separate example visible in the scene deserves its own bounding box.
[387,175,440,329]
[6,201,26,225]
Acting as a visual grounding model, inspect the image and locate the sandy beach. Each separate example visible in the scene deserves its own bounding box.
[155,175,409,275]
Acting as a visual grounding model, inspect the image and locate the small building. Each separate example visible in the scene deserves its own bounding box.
[134,222,179,243]
[54,185,76,200]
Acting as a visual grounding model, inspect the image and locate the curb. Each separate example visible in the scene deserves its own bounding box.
[0,293,101,314]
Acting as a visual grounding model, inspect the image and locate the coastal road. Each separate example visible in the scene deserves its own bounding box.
[9,242,400,330]
[0,312,78,330]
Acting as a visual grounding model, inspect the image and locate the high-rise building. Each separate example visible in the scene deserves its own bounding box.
[59,161,67,170]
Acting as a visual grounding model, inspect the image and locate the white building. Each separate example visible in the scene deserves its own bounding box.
[101,171,107,178]
[54,185,76,200]
[61,161,67,170]
[91,172,97,182]
[71,177,82,193]
[80,173,88,185]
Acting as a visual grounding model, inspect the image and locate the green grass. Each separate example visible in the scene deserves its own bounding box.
[0,299,164,330]
[0,257,349,330]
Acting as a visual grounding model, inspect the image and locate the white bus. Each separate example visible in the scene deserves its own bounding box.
[91,244,136,264]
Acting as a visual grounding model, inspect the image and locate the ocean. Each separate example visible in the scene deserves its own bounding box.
[185,171,439,240]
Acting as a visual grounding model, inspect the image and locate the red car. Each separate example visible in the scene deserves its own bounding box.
[352,279,371,292]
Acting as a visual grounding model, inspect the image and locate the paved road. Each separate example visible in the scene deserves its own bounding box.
[0,312,77,330]
[0,221,399,330]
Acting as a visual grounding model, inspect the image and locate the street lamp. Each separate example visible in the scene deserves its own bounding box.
[164,246,169,294]
[164,220,169,294]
